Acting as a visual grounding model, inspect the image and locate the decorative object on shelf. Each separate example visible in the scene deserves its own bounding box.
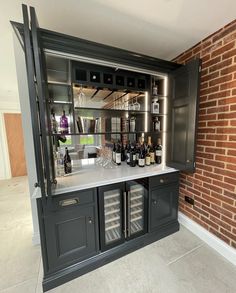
[153,116,160,132]
[130,116,136,132]
[76,117,83,133]
[151,98,159,114]
[60,110,69,134]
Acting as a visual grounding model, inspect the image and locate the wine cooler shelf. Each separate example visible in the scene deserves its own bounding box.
[105,227,121,243]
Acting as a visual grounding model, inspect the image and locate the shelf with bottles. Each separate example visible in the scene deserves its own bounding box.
[50,107,74,136]
[51,130,163,136]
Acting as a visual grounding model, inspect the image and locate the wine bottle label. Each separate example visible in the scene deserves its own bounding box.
[136,153,139,161]
[116,153,121,164]
[112,151,116,161]
[138,158,145,166]
[127,153,130,163]
[156,150,162,156]
[132,154,136,161]
[145,156,151,165]
[150,152,155,163]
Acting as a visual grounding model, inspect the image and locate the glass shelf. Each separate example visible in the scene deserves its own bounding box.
[51,131,163,136]
[75,107,149,114]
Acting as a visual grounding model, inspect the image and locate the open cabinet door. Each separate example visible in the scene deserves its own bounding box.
[29,6,55,196]
[22,4,47,197]
[167,59,200,172]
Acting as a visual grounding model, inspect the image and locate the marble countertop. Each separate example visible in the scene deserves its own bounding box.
[53,159,177,195]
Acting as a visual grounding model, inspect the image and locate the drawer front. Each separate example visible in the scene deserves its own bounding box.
[48,189,95,212]
[149,172,179,188]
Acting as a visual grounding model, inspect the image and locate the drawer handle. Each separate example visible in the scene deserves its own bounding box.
[59,198,79,207]
[160,179,164,183]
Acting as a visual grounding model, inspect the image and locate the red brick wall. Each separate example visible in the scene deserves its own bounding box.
[173,20,236,248]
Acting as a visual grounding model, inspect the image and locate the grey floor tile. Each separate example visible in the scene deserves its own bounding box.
[145,225,204,265]
[0,278,38,293]
[168,244,236,293]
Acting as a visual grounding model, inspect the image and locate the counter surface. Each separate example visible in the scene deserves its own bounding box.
[52,159,178,195]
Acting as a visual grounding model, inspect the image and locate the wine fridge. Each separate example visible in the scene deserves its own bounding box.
[98,179,148,251]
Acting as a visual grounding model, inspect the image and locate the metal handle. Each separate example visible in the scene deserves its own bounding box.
[186,159,191,163]
[127,191,131,237]
[160,178,164,183]
[123,192,127,238]
[88,217,93,224]
[153,199,157,205]
[59,198,79,207]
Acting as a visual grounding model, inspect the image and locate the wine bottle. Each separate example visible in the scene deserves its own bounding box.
[149,143,155,164]
[115,144,121,165]
[129,144,136,167]
[112,143,116,162]
[138,147,145,167]
[64,147,72,174]
[155,138,162,164]
[126,143,131,165]
[145,149,151,166]
[121,143,126,161]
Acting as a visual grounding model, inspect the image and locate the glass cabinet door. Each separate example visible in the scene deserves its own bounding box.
[126,179,148,239]
[104,189,122,244]
[98,183,125,251]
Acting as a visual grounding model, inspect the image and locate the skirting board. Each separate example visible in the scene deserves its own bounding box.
[178,212,236,266]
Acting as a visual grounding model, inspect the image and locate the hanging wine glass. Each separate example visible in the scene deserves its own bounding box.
[134,96,140,111]
[76,85,85,107]
[129,95,135,110]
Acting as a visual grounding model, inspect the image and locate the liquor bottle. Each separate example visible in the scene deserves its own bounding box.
[112,143,116,162]
[152,81,158,96]
[138,147,145,167]
[60,110,69,134]
[153,116,161,132]
[151,98,159,114]
[51,112,58,133]
[145,149,151,166]
[155,138,162,164]
[129,144,136,167]
[121,143,126,161]
[64,147,72,174]
[115,144,121,165]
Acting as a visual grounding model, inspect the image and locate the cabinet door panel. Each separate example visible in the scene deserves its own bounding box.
[167,58,200,171]
[150,183,178,231]
[45,205,97,272]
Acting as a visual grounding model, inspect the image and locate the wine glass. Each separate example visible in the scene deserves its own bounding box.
[129,97,135,110]
[77,85,85,107]
[134,96,140,111]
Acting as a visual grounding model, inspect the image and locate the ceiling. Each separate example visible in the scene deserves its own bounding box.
[0,0,235,103]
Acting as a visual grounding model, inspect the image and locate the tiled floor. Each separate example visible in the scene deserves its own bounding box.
[0,177,235,293]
